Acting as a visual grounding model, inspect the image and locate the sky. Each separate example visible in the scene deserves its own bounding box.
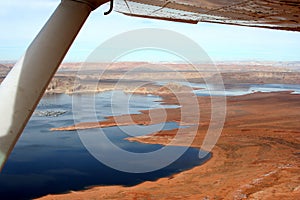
[0,0,300,63]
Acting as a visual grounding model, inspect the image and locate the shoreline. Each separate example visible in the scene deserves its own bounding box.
[39,91,300,199]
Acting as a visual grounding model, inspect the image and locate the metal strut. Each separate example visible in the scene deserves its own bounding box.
[0,0,107,171]
[104,0,114,15]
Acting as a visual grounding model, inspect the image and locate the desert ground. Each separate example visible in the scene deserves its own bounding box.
[42,90,300,200]
[1,62,300,199]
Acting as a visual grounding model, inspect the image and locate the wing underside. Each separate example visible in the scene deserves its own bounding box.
[115,0,300,31]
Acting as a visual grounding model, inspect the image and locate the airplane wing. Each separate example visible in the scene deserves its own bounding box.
[115,0,300,31]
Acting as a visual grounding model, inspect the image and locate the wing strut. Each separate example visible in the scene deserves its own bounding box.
[0,0,108,170]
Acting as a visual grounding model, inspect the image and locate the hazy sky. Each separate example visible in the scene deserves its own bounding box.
[1,0,300,62]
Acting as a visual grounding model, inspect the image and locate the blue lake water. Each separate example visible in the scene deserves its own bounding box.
[0,84,299,200]
[156,81,300,96]
[0,92,209,200]
[192,83,300,96]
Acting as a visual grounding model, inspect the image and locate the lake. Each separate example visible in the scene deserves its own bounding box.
[0,83,299,200]
[0,91,209,200]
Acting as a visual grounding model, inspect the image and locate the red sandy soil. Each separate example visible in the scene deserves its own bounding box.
[40,92,299,200]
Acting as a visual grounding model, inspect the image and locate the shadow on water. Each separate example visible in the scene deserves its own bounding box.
[0,93,210,200]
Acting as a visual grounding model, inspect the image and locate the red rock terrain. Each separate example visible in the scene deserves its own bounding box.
[40,91,300,200]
